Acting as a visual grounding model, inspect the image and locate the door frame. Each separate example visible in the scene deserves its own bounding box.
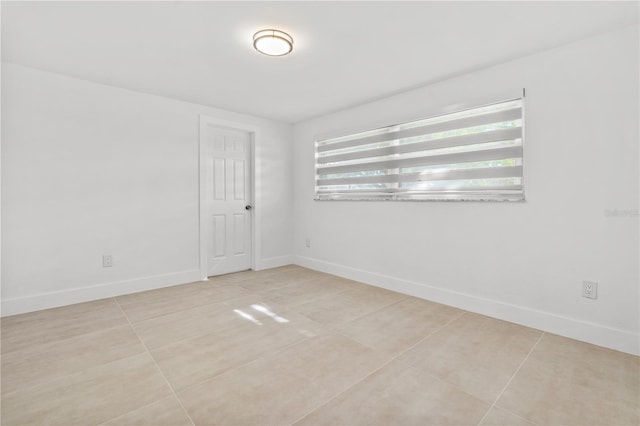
[198,115,259,280]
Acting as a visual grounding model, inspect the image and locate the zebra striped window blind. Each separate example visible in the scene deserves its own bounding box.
[315,93,525,201]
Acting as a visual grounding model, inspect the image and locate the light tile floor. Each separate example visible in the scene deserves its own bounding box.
[1,265,638,425]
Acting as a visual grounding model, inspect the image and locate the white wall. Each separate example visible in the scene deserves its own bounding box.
[292,26,639,355]
[1,63,293,315]
[3,27,638,356]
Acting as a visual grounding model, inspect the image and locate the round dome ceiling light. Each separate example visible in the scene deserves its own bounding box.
[253,29,293,56]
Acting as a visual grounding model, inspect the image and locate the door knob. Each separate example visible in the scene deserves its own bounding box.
[245,205,252,210]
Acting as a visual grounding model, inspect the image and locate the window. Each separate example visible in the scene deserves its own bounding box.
[315,94,524,201]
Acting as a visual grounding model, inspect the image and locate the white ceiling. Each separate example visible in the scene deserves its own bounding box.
[2,1,638,123]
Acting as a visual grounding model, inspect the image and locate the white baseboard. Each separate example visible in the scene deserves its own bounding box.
[255,255,294,271]
[1,256,294,317]
[1,269,201,317]
[293,255,639,356]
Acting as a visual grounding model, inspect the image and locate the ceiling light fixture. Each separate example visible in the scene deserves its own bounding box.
[253,29,293,56]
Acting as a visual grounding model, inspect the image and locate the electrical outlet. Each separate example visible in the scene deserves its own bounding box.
[103,255,113,268]
[582,281,597,299]
[305,238,311,248]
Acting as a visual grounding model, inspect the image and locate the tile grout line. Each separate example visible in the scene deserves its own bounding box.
[289,291,411,334]
[476,331,545,426]
[173,333,317,397]
[113,297,197,426]
[95,396,178,426]
[333,306,466,356]
[339,308,468,360]
[287,309,467,425]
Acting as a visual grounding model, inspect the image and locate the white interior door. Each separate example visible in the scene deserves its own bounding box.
[203,125,252,277]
